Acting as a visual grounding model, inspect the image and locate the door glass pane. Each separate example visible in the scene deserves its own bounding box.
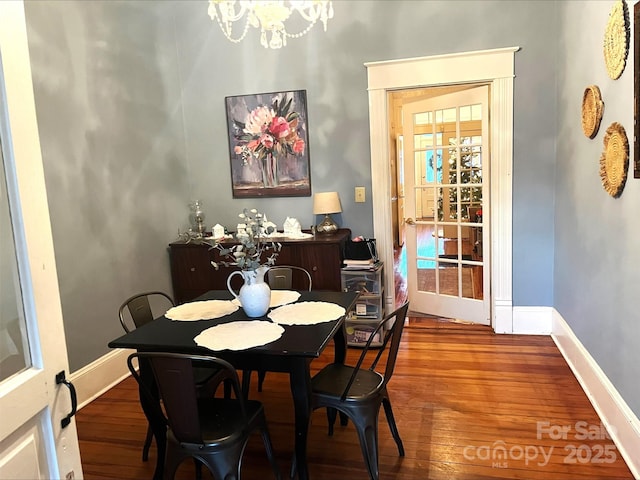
[0,144,31,382]
[416,224,442,293]
[414,111,432,126]
[460,146,482,184]
[413,132,434,149]
[437,186,456,221]
[436,264,460,297]
[426,149,442,184]
[414,151,426,186]
[415,186,435,219]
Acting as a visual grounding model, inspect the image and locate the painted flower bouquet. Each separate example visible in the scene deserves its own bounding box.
[231,95,306,187]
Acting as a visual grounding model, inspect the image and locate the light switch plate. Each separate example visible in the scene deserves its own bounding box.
[355,186,366,203]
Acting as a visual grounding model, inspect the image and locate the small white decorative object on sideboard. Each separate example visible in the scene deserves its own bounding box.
[212,223,225,239]
[283,217,302,237]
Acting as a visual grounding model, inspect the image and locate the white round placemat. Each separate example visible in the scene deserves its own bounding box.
[232,290,301,309]
[165,300,238,321]
[268,301,346,326]
[194,321,284,351]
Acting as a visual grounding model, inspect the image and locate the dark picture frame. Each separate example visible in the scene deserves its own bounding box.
[634,1,639,178]
[225,90,311,198]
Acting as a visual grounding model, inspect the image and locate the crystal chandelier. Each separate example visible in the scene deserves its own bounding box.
[208,1,334,49]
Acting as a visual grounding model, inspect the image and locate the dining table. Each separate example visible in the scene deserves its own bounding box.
[108,289,360,480]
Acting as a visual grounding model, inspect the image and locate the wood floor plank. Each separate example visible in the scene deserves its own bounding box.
[77,318,634,479]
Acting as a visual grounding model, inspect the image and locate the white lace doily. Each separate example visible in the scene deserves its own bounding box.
[194,321,284,351]
[232,290,301,309]
[268,301,346,326]
[165,300,238,321]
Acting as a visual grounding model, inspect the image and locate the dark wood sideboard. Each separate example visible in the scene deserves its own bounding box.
[168,229,351,304]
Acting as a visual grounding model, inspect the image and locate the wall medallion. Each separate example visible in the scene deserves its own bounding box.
[581,85,604,139]
[603,0,630,80]
[599,122,629,197]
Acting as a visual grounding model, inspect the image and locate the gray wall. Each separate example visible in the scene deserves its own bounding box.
[24,1,190,364]
[21,0,637,417]
[555,1,639,415]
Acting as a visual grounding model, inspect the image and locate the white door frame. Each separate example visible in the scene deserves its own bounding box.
[365,47,518,332]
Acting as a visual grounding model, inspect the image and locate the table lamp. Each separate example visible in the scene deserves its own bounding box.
[313,191,342,234]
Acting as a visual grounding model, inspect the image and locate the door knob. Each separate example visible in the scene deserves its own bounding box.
[405,218,416,225]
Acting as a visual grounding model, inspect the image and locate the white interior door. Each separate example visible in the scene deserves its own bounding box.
[403,86,490,324]
[0,3,83,479]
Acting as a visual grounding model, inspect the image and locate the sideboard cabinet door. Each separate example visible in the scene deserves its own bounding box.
[293,243,344,291]
[169,244,215,304]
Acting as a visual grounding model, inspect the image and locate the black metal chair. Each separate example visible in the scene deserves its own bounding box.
[119,291,231,462]
[266,265,312,292]
[308,302,410,480]
[127,352,281,480]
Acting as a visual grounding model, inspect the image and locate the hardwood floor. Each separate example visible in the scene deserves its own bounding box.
[77,319,634,479]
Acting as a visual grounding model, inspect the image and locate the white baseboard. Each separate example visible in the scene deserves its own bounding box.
[513,306,552,334]
[493,299,513,333]
[69,348,132,410]
[551,309,640,479]
[496,305,552,334]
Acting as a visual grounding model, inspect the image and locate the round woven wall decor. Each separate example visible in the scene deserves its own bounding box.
[581,85,604,138]
[599,122,629,197]
[603,0,629,80]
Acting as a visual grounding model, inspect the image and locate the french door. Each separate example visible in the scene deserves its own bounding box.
[402,85,490,324]
[0,2,83,478]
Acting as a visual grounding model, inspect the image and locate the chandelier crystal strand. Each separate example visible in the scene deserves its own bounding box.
[208,1,333,49]
[208,1,252,43]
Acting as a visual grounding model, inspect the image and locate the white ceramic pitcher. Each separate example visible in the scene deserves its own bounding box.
[227,266,271,318]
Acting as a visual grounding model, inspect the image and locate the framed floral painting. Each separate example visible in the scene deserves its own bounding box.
[224,90,311,198]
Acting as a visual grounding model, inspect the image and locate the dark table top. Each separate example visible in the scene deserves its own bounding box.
[109,290,360,365]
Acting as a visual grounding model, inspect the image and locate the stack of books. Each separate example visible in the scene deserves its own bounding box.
[342,259,382,270]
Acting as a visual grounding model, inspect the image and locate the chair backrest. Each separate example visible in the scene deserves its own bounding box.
[118,291,174,333]
[127,352,245,444]
[341,302,409,401]
[267,266,312,291]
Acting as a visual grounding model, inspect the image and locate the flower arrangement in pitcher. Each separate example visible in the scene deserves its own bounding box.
[211,208,281,271]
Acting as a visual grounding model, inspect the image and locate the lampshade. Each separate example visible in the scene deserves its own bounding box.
[313,192,342,215]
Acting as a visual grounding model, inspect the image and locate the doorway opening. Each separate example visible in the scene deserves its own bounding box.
[390,84,490,324]
[389,85,485,314]
[365,47,517,332]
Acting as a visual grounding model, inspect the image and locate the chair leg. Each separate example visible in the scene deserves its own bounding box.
[352,411,381,480]
[194,459,203,480]
[339,411,349,426]
[223,378,232,399]
[289,453,297,479]
[259,420,282,479]
[241,370,252,398]
[142,423,153,461]
[258,370,267,392]
[326,408,337,436]
[382,397,405,456]
[163,440,188,480]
